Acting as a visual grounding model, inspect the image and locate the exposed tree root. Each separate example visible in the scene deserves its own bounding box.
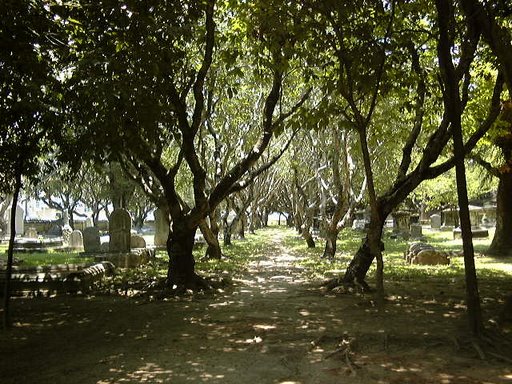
[322,276,372,294]
[323,333,359,376]
[456,328,512,362]
[132,274,233,300]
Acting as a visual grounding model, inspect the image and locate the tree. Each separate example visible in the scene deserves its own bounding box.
[64,1,310,292]
[473,101,512,256]
[460,0,512,98]
[308,1,505,293]
[79,163,111,226]
[30,165,87,229]
[435,0,483,335]
[460,0,512,257]
[1,0,63,327]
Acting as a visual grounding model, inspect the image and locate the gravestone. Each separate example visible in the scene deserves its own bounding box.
[83,227,101,253]
[410,223,422,238]
[442,209,458,227]
[154,208,170,247]
[109,208,131,253]
[85,217,93,228]
[430,214,442,229]
[25,227,38,238]
[47,224,62,237]
[392,211,410,234]
[100,241,110,252]
[131,234,146,249]
[4,204,24,236]
[69,230,84,250]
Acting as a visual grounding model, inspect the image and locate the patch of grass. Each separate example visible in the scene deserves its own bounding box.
[0,251,94,266]
[287,226,512,287]
[195,228,277,277]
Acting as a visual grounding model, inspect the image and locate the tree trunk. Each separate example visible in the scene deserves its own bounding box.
[166,220,206,292]
[248,206,257,234]
[262,208,269,227]
[3,166,22,329]
[238,211,246,239]
[199,219,222,260]
[436,0,483,336]
[342,207,386,292]
[286,213,294,227]
[223,222,233,246]
[488,169,512,256]
[322,228,338,259]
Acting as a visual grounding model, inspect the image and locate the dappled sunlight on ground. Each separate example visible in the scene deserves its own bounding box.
[1,227,511,383]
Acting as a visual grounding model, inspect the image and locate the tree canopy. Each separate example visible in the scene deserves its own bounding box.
[2,1,511,316]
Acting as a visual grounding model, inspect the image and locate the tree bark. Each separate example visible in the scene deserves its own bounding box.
[342,205,386,292]
[436,0,483,336]
[199,219,222,260]
[322,228,338,259]
[166,220,207,292]
[238,211,247,240]
[488,171,512,256]
[302,226,316,248]
[3,164,22,329]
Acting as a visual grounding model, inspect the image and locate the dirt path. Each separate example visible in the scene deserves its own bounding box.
[1,229,511,383]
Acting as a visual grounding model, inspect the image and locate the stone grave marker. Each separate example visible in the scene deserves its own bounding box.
[430,214,442,229]
[109,208,131,253]
[410,223,422,238]
[392,211,411,234]
[69,230,84,250]
[83,227,101,253]
[24,227,38,238]
[131,234,146,249]
[154,208,170,247]
[4,204,24,236]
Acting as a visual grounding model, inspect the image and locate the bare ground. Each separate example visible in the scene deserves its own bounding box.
[1,229,512,384]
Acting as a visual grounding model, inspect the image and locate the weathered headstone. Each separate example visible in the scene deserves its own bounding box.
[47,224,62,237]
[442,208,458,227]
[430,214,442,229]
[131,234,146,249]
[24,227,38,238]
[109,208,131,252]
[69,229,84,250]
[154,208,170,247]
[100,241,110,252]
[4,204,24,236]
[83,226,101,253]
[392,211,410,234]
[410,223,422,238]
[85,217,93,228]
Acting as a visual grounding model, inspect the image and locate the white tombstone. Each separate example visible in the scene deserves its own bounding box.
[154,208,170,247]
[85,217,93,228]
[24,227,38,238]
[4,204,24,236]
[69,230,84,250]
[430,214,442,229]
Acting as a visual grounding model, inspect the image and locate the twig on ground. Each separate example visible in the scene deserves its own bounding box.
[486,351,512,364]
[471,339,486,360]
